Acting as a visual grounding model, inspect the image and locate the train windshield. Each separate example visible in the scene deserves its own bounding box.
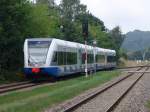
[28,41,51,66]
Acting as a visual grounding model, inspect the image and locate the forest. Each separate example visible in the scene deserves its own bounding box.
[0,0,124,81]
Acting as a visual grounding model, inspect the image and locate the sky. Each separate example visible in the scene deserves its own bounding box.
[56,0,150,34]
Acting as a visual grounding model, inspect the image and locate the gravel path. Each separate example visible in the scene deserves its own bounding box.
[73,68,146,112]
[112,68,150,112]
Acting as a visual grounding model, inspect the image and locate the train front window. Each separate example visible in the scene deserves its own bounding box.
[28,41,51,66]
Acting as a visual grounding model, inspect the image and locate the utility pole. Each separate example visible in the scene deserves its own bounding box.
[93,40,97,74]
[82,15,88,77]
[85,40,88,77]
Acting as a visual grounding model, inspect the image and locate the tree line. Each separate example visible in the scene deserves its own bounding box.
[0,0,124,80]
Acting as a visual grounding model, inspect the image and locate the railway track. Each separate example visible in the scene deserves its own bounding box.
[0,71,88,95]
[116,65,150,69]
[48,66,149,112]
[0,80,54,95]
[0,66,146,96]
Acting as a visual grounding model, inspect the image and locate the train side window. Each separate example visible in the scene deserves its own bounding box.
[51,51,64,65]
[81,53,94,64]
[87,54,94,63]
[82,53,86,64]
[67,52,77,65]
[107,56,116,62]
[51,52,58,65]
[58,52,65,65]
[52,51,77,65]
[96,55,105,63]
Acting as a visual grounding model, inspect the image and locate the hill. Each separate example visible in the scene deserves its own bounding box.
[121,30,150,52]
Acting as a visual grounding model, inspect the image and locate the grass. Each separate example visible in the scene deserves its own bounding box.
[0,70,121,112]
[146,101,150,110]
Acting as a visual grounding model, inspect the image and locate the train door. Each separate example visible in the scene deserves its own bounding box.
[105,54,108,67]
[77,49,82,69]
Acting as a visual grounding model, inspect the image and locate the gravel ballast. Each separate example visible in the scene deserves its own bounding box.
[73,69,145,112]
[113,68,150,112]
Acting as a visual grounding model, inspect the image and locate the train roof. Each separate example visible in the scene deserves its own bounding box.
[26,38,116,55]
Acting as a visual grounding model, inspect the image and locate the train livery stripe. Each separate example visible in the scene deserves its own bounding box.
[24,67,61,77]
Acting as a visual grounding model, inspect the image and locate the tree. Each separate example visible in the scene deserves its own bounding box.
[36,0,55,5]
[60,0,80,21]
[109,26,125,60]
[26,4,61,38]
[109,26,124,50]
[59,0,87,41]
[0,0,31,72]
[119,48,128,60]
[0,0,124,81]
[87,14,106,31]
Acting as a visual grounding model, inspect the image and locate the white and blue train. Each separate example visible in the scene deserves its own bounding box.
[24,38,116,78]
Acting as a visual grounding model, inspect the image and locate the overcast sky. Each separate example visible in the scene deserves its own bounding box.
[56,0,150,34]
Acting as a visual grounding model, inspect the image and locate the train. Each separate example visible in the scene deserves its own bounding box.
[24,38,116,78]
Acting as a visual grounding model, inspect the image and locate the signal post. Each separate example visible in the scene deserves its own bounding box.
[82,16,88,77]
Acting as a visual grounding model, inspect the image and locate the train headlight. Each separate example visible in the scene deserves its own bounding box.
[32,68,40,73]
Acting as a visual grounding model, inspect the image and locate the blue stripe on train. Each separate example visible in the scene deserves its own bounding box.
[24,67,62,77]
